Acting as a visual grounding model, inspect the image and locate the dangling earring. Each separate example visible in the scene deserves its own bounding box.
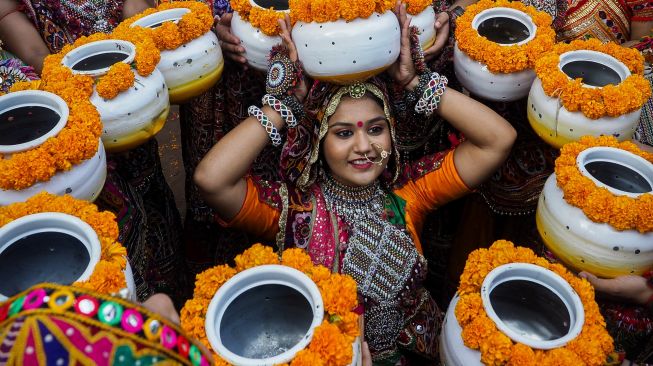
[364,143,391,166]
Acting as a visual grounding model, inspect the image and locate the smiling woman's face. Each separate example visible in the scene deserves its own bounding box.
[321,94,392,187]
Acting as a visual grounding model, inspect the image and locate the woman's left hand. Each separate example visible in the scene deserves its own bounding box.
[579,271,653,305]
[387,2,418,90]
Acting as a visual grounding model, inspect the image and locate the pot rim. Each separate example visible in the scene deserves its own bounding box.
[472,7,537,46]
[0,90,69,154]
[248,0,290,12]
[0,212,102,300]
[130,8,190,28]
[205,264,324,365]
[558,50,631,89]
[577,146,653,198]
[481,263,585,350]
[62,39,136,77]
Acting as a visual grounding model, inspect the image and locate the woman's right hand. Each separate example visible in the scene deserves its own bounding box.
[277,14,308,102]
[579,271,653,305]
[215,13,248,67]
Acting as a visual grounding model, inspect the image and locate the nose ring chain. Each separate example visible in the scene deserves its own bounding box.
[364,143,391,166]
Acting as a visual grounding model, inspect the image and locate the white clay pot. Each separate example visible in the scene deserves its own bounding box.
[453,7,537,101]
[0,91,106,206]
[407,6,436,50]
[440,263,585,365]
[205,264,361,365]
[231,11,282,72]
[528,50,641,149]
[537,147,653,278]
[0,212,135,301]
[292,11,401,84]
[131,8,224,104]
[62,39,170,153]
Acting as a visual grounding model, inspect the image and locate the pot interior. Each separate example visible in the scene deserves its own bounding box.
[0,231,90,297]
[561,60,622,87]
[0,105,60,146]
[477,16,530,44]
[585,160,651,194]
[219,283,313,358]
[489,279,571,342]
[71,52,129,72]
[252,0,289,10]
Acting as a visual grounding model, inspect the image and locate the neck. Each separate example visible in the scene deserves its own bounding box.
[321,171,380,204]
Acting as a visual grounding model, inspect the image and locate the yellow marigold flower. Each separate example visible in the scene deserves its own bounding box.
[193,264,238,300]
[507,343,536,365]
[455,293,483,327]
[461,314,497,349]
[335,311,360,338]
[74,260,127,292]
[309,321,353,366]
[97,62,135,99]
[309,265,333,283]
[540,348,584,366]
[234,243,279,271]
[249,7,285,36]
[479,331,512,365]
[318,273,358,315]
[290,349,326,366]
[282,248,314,273]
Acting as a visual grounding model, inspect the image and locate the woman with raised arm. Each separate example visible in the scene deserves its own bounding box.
[195,7,516,363]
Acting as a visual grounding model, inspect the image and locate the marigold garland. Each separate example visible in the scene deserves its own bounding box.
[1,75,101,190]
[289,0,394,24]
[455,0,555,73]
[42,29,160,100]
[403,0,431,15]
[456,240,613,366]
[116,1,213,50]
[555,135,653,232]
[0,193,127,294]
[180,244,360,365]
[534,38,650,119]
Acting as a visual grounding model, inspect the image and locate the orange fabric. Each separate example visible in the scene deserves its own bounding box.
[217,178,280,241]
[395,151,470,252]
[221,150,470,254]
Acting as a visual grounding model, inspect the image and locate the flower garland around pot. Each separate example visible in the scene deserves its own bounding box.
[180,244,360,365]
[456,240,613,365]
[230,0,289,36]
[555,135,653,232]
[42,30,160,100]
[455,0,555,74]
[0,192,127,294]
[115,1,214,50]
[290,0,395,24]
[534,38,651,119]
[403,0,432,15]
[1,77,101,191]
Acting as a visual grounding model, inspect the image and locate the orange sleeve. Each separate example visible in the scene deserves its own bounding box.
[395,149,471,211]
[215,177,281,242]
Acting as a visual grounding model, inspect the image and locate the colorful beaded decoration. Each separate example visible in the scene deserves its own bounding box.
[266,45,303,97]
[262,94,297,128]
[415,72,448,116]
[0,284,211,366]
[248,105,283,147]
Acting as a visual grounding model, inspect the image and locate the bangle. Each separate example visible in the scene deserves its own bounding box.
[405,73,431,105]
[282,94,305,121]
[262,94,297,128]
[248,105,282,147]
[415,72,448,115]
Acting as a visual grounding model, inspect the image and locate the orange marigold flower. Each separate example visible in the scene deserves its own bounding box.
[455,293,483,327]
[193,264,238,300]
[461,314,497,349]
[318,273,358,315]
[234,243,279,271]
[507,343,536,365]
[290,349,326,366]
[334,311,360,338]
[97,62,135,99]
[479,331,512,366]
[282,248,314,273]
[554,135,652,232]
[309,321,353,366]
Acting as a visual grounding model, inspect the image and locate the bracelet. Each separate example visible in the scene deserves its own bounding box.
[262,94,297,128]
[405,73,431,105]
[415,72,448,115]
[248,105,282,147]
[282,94,305,121]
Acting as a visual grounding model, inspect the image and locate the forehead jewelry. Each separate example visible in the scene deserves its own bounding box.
[364,142,391,166]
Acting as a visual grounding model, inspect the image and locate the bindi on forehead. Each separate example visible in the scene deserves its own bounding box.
[356,121,364,128]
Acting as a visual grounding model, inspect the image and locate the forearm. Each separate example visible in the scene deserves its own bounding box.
[0,1,50,73]
[194,106,284,217]
[437,89,516,187]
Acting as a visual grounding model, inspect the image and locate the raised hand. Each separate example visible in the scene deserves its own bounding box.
[215,13,248,68]
[387,2,418,90]
[424,11,450,62]
[277,14,308,102]
[579,271,653,305]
